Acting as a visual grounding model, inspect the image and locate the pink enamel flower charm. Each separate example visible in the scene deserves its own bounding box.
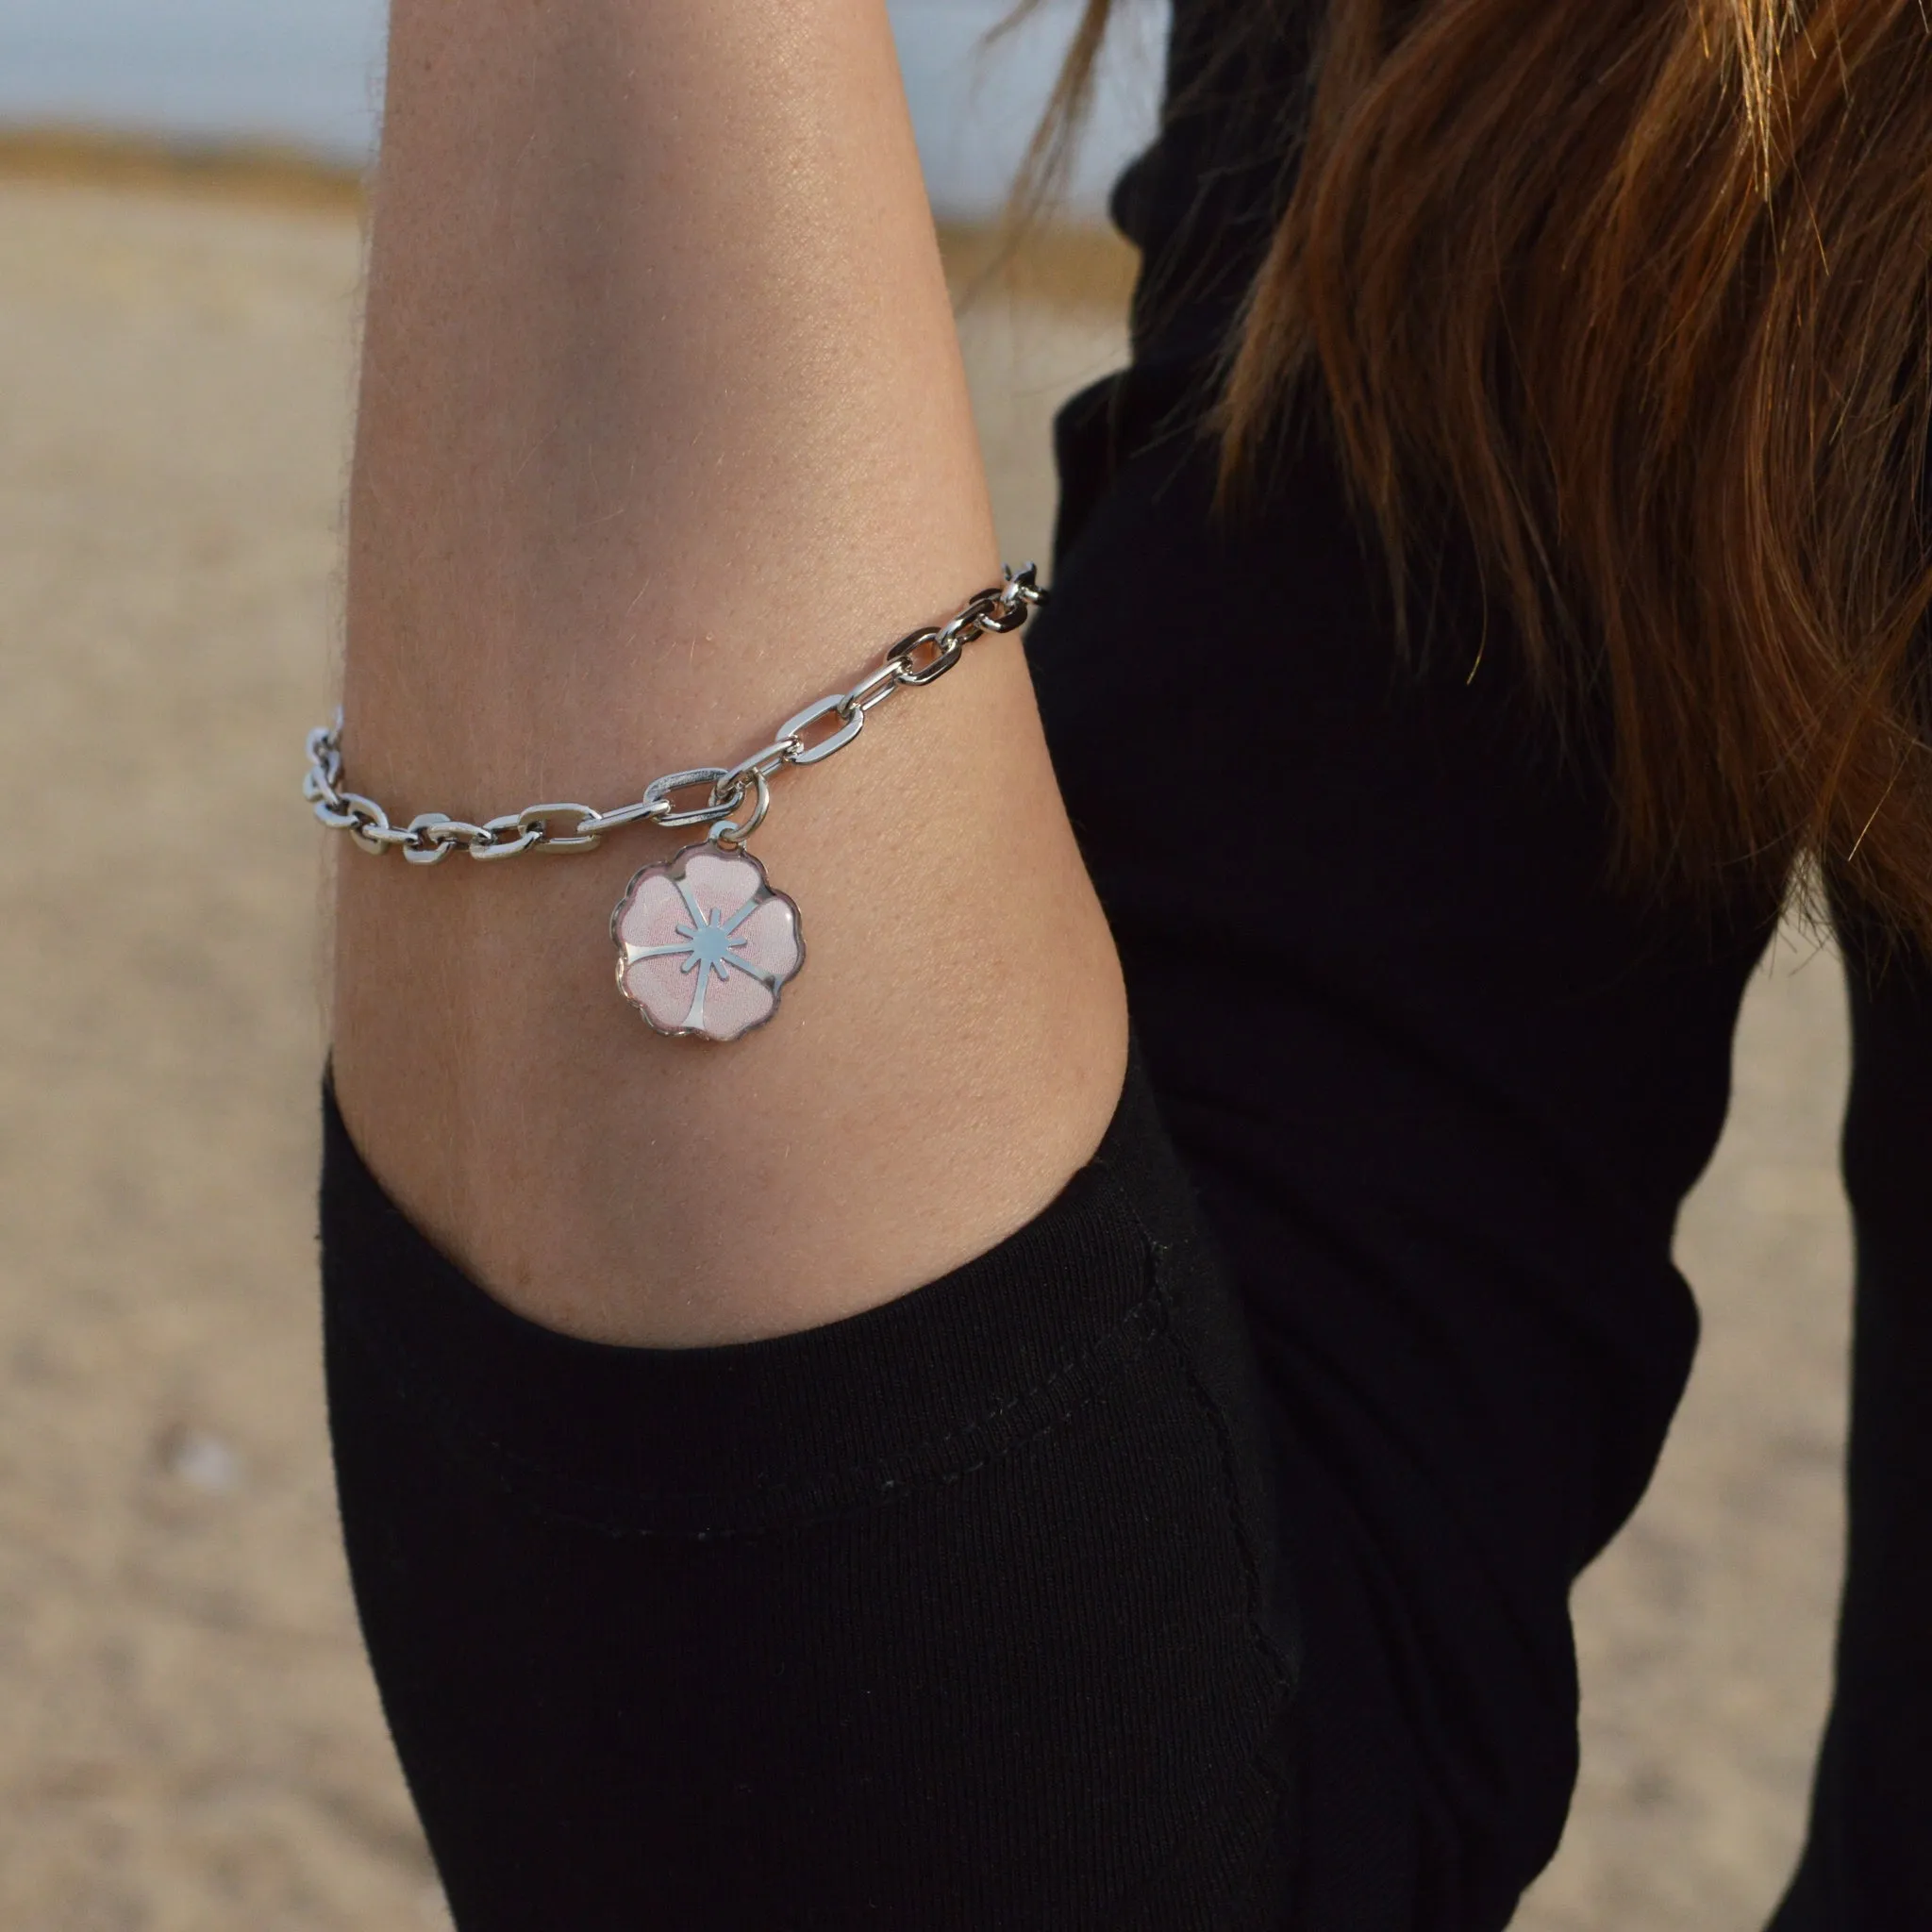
[611,843,804,1041]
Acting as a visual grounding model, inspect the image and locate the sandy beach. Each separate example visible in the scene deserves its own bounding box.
[0,162,1853,1929]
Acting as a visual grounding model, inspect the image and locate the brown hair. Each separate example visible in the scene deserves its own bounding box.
[1018,0,1932,938]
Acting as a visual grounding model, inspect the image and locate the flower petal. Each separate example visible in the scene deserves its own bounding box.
[733,893,802,982]
[623,952,704,1034]
[695,968,777,1041]
[616,869,691,951]
[683,849,764,924]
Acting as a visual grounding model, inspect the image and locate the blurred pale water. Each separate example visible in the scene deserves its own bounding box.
[0,0,1164,219]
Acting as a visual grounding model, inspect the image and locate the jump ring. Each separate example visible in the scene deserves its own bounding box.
[707,766,770,846]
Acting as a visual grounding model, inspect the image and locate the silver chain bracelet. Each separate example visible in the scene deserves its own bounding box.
[304,563,1044,1041]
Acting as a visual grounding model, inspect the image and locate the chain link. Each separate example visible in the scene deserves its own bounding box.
[305,564,1044,860]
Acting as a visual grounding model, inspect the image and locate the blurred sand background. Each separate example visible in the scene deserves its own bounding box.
[0,151,1853,1929]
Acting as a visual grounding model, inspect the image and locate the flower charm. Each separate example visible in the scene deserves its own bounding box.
[611,843,804,1041]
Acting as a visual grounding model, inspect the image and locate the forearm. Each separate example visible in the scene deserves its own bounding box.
[343,0,993,786]
[332,0,1125,1344]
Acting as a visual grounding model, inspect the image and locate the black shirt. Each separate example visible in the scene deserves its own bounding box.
[1028,2,1927,1924]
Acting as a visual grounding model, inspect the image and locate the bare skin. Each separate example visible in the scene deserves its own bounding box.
[331,0,1127,1347]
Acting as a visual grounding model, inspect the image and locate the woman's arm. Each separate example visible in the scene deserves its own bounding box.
[331,0,1126,1346]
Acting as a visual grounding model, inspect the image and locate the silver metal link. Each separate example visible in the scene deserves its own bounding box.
[647,767,743,830]
[403,811,457,865]
[982,563,1038,631]
[355,821,421,852]
[577,796,672,838]
[422,818,491,851]
[840,658,905,717]
[516,804,603,852]
[475,815,541,859]
[311,794,359,832]
[940,585,1007,649]
[714,738,802,801]
[774,692,864,766]
[304,566,1045,859]
[887,625,962,687]
[340,793,392,857]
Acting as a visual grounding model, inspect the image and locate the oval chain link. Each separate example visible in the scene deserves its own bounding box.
[305,563,1043,859]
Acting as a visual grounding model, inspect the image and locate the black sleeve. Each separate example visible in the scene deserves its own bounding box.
[1772,925,1932,1928]
[321,1045,1300,1931]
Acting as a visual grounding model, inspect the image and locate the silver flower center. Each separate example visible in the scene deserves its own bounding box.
[675,905,752,977]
